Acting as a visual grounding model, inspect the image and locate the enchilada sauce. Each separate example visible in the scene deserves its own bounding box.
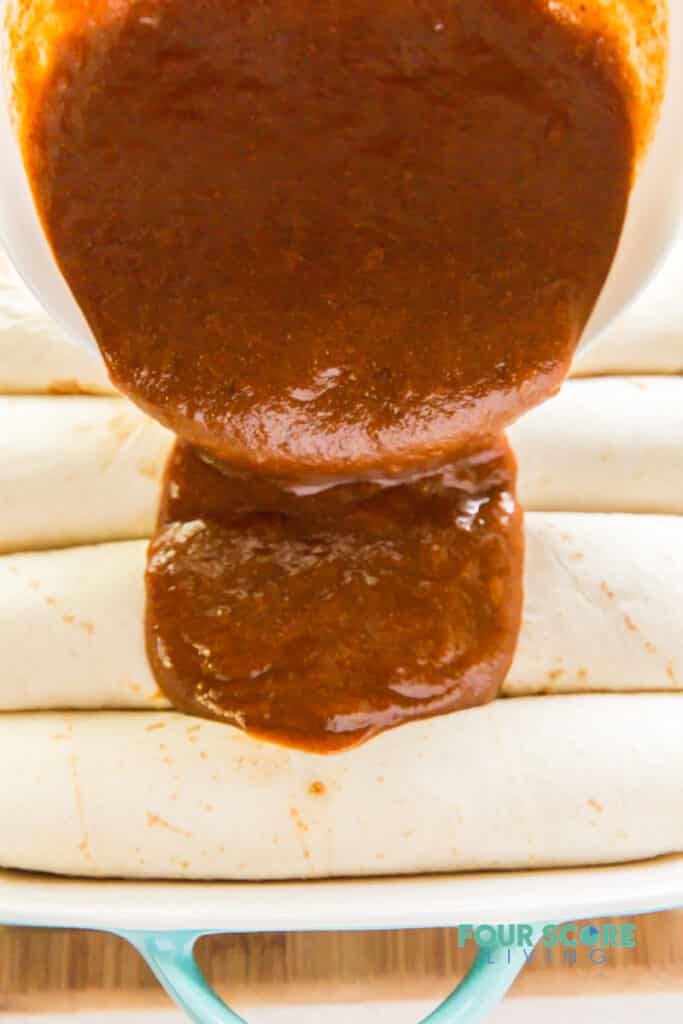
[16,0,636,750]
[147,438,522,752]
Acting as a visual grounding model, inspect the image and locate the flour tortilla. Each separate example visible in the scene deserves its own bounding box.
[510,376,683,514]
[505,513,683,694]
[0,251,115,395]
[1,375,682,555]
[0,694,680,878]
[1,512,680,712]
[0,538,169,710]
[0,396,171,553]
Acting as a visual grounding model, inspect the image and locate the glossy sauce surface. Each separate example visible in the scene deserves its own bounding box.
[147,440,523,751]
[14,0,638,750]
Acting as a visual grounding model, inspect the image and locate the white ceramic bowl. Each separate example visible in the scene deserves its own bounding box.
[0,0,682,362]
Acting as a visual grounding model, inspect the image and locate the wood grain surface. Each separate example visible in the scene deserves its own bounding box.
[1,911,682,1014]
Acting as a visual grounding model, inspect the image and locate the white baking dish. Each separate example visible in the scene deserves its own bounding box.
[2,856,683,1022]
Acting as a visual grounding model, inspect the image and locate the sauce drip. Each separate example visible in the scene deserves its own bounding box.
[13,0,639,750]
[147,439,522,752]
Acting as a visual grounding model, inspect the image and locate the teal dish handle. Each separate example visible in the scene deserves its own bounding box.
[121,923,548,1023]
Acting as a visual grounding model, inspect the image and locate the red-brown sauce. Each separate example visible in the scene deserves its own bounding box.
[14,0,635,480]
[147,439,522,752]
[13,0,641,750]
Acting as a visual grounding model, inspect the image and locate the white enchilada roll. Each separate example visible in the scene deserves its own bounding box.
[0,512,681,713]
[0,250,115,396]
[0,375,682,556]
[510,376,683,514]
[0,695,681,879]
[0,396,171,553]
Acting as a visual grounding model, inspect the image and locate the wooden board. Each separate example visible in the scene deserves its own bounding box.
[1,911,683,1014]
